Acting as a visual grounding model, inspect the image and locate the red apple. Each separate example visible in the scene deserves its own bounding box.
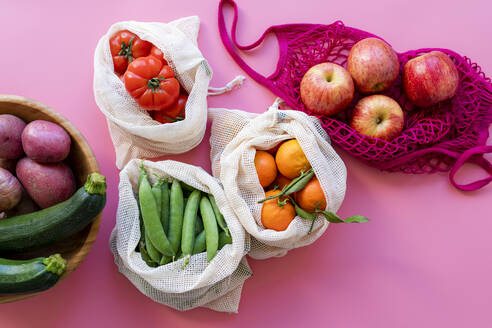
[350,95,404,141]
[300,62,354,116]
[347,37,400,94]
[403,51,459,107]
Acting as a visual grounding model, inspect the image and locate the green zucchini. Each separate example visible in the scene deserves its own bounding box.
[0,173,107,254]
[0,254,66,294]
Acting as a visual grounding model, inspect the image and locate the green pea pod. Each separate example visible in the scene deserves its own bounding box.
[192,230,206,255]
[181,189,201,266]
[168,179,184,255]
[218,231,232,249]
[200,197,219,262]
[145,230,162,263]
[159,256,171,266]
[152,177,163,218]
[208,195,230,237]
[258,168,314,204]
[194,215,204,236]
[174,250,182,261]
[181,182,196,192]
[139,168,175,257]
[138,161,147,187]
[139,241,157,268]
[136,204,144,253]
[180,182,195,198]
[161,178,170,235]
[137,169,146,253]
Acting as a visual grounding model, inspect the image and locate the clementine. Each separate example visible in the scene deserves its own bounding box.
[275,139,311,179]
[270,173,292,190]
[296,177,326,213]
[266,140,286,155]
[254,150,277,188]
[261,190,296,231]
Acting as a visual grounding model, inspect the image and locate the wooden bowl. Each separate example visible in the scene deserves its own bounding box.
[0,95,102,303]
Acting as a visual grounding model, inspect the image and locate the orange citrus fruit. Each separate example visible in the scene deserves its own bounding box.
[254,150,277,188]
[275,139,311,179]
[296,177,326,213]
[267,141,286,155]
[261,190,296,231]
[270,174,292,190]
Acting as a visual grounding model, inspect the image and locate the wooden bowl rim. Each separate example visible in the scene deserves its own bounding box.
[0,94,102,303]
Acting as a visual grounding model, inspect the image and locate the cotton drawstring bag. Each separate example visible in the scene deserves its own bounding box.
[209,99,347,259]
[94,16,244,169]
[109,159,251,312]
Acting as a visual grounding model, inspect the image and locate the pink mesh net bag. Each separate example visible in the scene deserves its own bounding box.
[218,0,492,191]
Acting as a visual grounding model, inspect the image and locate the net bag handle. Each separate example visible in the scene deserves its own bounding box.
[449,145,492,191]
[218,0,282,86]
[219,0,492,192]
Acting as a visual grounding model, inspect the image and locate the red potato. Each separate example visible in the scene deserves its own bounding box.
[0,167,22,211]
[16,157,76,209]
[5,190,40,217]
[0,158,16,173]
[22,120,71,163]
[0,114,26,159]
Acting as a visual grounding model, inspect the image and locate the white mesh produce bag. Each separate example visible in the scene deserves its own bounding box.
[209,99,347,259]
[109,159,251,312]
[94,17,243,169]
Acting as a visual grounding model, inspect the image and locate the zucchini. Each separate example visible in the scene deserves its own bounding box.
[0,173,107,254]
[0,254,66,294]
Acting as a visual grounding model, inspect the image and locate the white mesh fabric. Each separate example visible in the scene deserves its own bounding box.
[109,159,251,312]
[93,17,212,169]
[209,100,347,259]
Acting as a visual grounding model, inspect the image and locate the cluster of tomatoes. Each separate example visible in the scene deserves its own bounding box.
[109,30,188,124]
[255,140,326,231]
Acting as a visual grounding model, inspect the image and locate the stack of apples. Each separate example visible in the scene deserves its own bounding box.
[300,38,460,141]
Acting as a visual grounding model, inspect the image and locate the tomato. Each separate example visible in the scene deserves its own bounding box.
[124,56,180,111]
[151,94,188,124]
[149,45,168,66]
[109,30,152,74]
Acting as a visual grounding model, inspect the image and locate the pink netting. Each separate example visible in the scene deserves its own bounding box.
[218,0,492,190]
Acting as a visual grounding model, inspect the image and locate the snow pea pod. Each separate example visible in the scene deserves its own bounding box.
[218,231,232,249]
[181,189,201,266]
[168,179,184,255]
[138,203,161,262]
[208,195,229,237]
[139,241,157,268]
[138,166,174,257]
[192,230,206,255]
[152,177,163,218]
[159,256,171,266]
[194,215,204,236]
[200,197,219,262]
[161,178,170,235]
[145,230,162,263]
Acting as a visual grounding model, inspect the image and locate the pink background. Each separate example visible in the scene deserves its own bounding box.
[1,0,491,327]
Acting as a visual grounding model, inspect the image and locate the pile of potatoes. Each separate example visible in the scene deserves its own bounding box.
[0,114,76,217]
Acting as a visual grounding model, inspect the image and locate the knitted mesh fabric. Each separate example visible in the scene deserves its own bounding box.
[218,0,492,190]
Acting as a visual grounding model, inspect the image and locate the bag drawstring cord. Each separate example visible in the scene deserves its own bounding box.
[208,75,246,96]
